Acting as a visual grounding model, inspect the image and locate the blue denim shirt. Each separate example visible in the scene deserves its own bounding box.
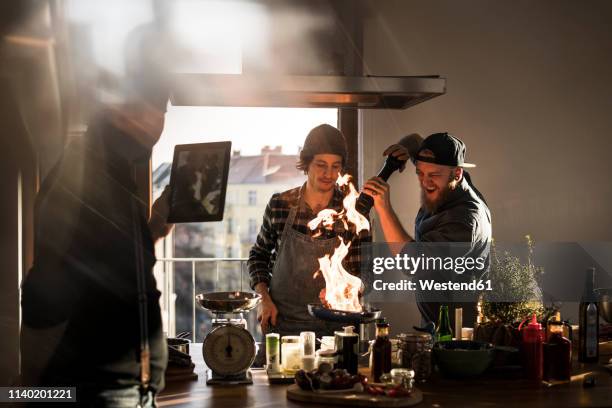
[414,174,492,324]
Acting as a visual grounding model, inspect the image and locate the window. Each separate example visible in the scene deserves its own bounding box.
[248,190,257,206]
[227,218,234,234]
[248,218,258,237]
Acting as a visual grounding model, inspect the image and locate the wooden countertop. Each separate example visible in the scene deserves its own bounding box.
[159,343,612,408]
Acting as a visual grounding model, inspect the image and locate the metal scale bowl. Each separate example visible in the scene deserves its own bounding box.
[196,291,261,385]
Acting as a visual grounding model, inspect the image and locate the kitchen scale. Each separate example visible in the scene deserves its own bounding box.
[196,291,261,385]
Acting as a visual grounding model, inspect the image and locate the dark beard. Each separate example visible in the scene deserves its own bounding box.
[421,183,453,214]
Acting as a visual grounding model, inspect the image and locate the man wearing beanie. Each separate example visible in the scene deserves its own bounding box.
[248,124,371,338]
[362,132,491,327]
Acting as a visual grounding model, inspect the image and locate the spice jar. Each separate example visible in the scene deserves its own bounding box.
[390,368,415,391]
[397,332,433,382]
[315,349,337,369]
[300,331,316,358]
[390,339,401,366]
[281,336,301,374]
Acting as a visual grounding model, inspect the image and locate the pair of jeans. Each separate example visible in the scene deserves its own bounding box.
[77,385,156,408]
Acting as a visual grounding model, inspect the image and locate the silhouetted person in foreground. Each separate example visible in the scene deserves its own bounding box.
[20,98,173,406]
[20,13,174,406]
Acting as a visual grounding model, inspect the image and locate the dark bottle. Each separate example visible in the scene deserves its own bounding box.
[543,319,572,381]
[371,319,392,382]
[337,326,359,375]
[435,305,453,342]
[579,267,599,363]
[356,155,406,215]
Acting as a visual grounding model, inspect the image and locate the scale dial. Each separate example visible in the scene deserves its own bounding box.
[203,325,256,376]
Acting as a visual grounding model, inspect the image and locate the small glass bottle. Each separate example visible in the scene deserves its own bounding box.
[266,333,280,373]
[371,319,392,382]
[300,331,316,372]
[543,320,572,381]
[435,305,453,342]
[579,267,599,363]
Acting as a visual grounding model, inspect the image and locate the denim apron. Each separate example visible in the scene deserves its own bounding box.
[268,201,344,338]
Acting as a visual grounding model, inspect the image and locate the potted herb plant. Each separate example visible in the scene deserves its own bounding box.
[474,235,545,348]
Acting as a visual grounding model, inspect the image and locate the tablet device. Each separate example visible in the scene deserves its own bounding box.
[167,141,231,223]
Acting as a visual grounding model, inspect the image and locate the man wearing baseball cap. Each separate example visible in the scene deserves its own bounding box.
[248,124,371,338]
[363,132,491,326]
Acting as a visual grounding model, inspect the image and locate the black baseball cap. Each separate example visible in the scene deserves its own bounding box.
[415,132,476,168]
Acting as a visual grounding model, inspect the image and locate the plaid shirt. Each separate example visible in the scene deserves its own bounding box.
[248,184,371,290]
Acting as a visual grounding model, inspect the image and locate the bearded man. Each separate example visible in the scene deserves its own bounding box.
[362,132,491,326]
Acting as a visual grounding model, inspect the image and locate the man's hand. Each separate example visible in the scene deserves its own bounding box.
[383,144,410,172]
[362,177,392,213]
[149,186,174,242]
[257,295,278,334]
[255,283,278,334]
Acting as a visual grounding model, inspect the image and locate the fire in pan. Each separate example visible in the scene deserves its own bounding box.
[307,303,381,325]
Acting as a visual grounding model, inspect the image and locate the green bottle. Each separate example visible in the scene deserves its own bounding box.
[436,305,453,342]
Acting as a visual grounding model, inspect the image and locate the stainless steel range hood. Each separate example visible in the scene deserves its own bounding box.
[170,74,446,109]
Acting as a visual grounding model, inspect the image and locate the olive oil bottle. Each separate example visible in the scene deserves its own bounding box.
[435,305,453,342]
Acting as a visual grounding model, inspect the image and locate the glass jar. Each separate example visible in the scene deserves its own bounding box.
[390,368,415,391]
[320,336,335,351]
[390,339,401,366]
[315,349,337,369]
[397,332,433,382]
[300,331,316,358]
[281,336,301,374]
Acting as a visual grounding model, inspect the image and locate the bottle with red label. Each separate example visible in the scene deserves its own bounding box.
[521,314,544,382]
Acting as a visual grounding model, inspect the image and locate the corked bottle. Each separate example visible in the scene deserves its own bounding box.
[543,318,572,382]
[371,319,392,382]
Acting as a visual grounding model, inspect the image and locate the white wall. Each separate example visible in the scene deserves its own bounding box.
[361,0,612,331]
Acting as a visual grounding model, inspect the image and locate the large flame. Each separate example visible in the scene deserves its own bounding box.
[337,174,370,235]
[317,238,363,312]
[309,173,370,312]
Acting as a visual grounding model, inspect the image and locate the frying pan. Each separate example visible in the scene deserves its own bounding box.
[196,291,261,313]
[307,303,381,325]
